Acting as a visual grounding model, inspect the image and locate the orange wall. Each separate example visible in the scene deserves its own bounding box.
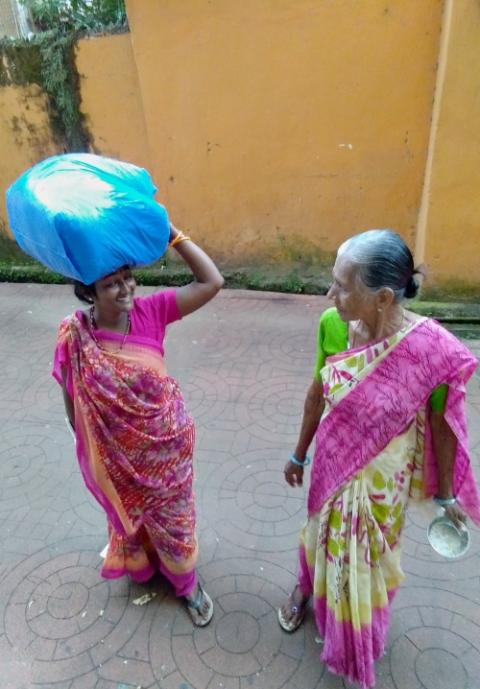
[0,85,60,235]
[420,0,480,288]
[125,0,443,264]
[75,32,151,170]
[1,1,479,291]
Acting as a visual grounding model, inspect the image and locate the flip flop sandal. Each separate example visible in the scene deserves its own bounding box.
[185,583,214,627]
[278,599,306,633]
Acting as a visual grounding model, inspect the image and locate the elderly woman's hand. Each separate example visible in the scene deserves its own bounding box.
[284,460,304,487]
[444,503,467,529]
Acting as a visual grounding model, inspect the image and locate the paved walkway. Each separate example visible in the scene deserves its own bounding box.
[1,285,479,689]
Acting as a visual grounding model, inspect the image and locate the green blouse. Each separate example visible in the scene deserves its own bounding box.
[313,308,448,412]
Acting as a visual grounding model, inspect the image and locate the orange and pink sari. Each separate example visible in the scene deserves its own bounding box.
[53,312,198,596]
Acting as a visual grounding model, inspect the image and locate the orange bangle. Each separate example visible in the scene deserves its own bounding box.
[169,232,191,248]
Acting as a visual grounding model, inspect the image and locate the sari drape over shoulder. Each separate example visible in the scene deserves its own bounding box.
[309,318,479,522]
[53,312,198,593]
[299,317,478,688]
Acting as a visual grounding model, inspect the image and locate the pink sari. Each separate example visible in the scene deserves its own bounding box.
[53,313,198,597]
[298,318,478,688]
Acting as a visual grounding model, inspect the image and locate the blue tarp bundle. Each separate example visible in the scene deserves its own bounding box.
[6,153,170,284]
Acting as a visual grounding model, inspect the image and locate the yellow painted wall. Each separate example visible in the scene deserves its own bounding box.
[0,33,150,238]
[421,0,480,288]
[1,1,478,290]
[75,32,151,170]
[125,0,443,264]
[0,84,60,236]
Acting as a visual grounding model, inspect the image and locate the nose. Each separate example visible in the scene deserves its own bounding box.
[327,284,335,300]
[118,280,129,295]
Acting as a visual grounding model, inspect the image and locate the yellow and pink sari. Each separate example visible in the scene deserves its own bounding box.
[53,312,198,597]
[298,318,479,688]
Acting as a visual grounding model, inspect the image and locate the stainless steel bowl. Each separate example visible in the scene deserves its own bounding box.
[427,515,470,559]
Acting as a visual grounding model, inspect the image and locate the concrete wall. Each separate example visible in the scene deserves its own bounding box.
[1,0,479,292]
[0,84,59,232]
[0,33,150,237]
[417,0,480,290]
[75,32,151,170]
[125,0,443,265]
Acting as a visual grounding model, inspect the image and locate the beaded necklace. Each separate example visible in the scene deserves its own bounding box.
[89,306,131,352]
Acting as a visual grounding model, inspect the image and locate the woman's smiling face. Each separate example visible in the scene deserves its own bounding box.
[93,266,136,317]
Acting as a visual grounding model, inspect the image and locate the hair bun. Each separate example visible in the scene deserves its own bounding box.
[404,275,419,299]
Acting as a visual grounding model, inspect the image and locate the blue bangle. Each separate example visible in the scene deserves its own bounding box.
[433,495,457,507]
[290,453,311,467]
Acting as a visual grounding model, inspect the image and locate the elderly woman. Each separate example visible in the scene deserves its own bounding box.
[53,224,223,627]
[278,230,480,687]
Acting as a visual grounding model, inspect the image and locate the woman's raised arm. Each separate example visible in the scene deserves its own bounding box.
[168,223,224,317]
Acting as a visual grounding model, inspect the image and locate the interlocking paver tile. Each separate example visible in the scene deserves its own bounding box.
[0,284,479,689]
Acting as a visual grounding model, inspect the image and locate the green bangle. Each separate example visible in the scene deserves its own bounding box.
[290,453,311,467]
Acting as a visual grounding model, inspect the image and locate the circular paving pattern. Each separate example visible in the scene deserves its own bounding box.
[1,288,479,689]
[182,370,232,426]
[16,374,66,427]
[260,330,316,373]
[236,376,308,443]
[196,324,254,364]
[200,449,306,552]
[68,491,105,531]
[390,587,480,689]
[0,351,32,401]
[215,610,260,653]
[150,559,324,689]
[415,648,467,689]
[0,543,149,685]
[0,425,71,511]
[402,505,480,580]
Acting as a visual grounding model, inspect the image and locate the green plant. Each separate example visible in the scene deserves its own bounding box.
[0,31,89,150]
[1,1,126,150]
[42,30,88,150]
[20,0,126,32]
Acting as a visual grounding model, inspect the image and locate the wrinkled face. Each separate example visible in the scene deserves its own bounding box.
[93,266,136,316]
[327,254,375,322]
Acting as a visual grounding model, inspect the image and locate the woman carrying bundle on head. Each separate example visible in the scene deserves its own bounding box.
[53,223,224,627]
[278,229,480,687]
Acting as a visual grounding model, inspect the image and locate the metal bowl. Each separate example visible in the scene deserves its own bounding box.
[427,515,471,559]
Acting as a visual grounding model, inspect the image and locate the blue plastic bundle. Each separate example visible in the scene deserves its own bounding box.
[6,153,170,284]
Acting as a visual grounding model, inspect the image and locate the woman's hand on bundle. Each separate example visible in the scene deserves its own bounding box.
[284,460,304,487]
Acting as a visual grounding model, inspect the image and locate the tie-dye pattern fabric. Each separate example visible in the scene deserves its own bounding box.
[298,317,478,688]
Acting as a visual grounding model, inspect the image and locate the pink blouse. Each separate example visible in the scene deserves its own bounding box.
[53,289,181,398]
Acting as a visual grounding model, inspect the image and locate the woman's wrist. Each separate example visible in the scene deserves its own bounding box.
[433,495,457,506]
[169,230,191,249]
[290,453,311,467]
[435,484,454,501]
[168,223,178,242]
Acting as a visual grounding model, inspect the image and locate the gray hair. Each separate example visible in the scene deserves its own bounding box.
[338,229,420,301]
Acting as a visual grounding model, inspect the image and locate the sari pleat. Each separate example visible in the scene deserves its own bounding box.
[54,314,198,596]
[299,318,478,688]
